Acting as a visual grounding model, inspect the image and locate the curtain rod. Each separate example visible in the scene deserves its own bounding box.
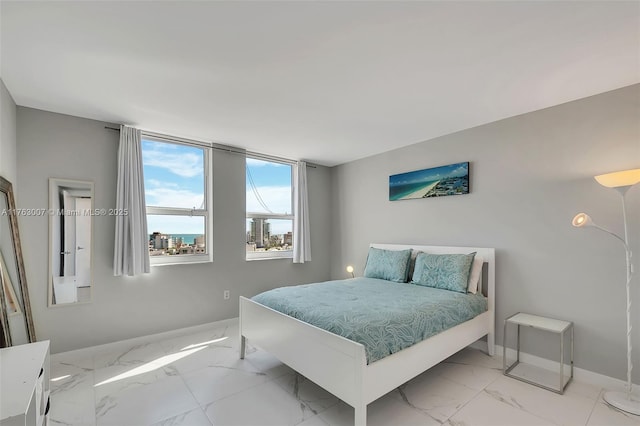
[105,126,317,168]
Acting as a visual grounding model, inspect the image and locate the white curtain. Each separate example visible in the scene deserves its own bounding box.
[113,125,150,276]
[293,161,311,263]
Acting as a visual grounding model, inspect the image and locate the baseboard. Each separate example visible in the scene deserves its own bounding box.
[51,317,238,357]
[470,341,636,391]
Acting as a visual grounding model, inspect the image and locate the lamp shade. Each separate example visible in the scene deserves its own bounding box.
[594,168,640,188]
[346,265,354,274]
[572,213,593,228]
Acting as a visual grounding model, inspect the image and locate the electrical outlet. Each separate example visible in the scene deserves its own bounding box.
[223,290,230,300]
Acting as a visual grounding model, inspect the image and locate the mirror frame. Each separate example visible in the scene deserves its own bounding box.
[48,178,95,307]
[0,176,36,345]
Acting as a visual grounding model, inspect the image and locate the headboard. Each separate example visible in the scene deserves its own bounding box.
[369,243,496,313]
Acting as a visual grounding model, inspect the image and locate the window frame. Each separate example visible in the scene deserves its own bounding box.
[245,156,295,261]
[141,133,213,266]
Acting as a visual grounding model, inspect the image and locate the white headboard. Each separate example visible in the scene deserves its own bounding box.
[369,243,495,322]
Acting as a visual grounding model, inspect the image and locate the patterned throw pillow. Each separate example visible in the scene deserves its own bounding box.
[362,247,412,283]
[411,252,476,293]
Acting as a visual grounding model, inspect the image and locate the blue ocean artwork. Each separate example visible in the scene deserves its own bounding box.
[389,162,469,201]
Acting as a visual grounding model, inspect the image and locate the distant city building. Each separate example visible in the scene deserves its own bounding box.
[250,218,271,248]
[179,245,195,255]
[284,231,293,246]
[270,234,283,246]
[148,232,205,256]
[150,232,174,250]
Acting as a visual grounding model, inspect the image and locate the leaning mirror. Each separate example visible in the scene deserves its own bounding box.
[0,176,36,346]
[49,179,94,306]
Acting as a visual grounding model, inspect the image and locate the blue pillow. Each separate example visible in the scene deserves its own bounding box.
[411,252,476,293]
[363,247,412,283]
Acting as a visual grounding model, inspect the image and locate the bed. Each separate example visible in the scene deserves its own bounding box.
[239,244,495,425]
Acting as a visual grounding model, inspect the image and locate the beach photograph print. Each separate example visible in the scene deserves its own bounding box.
[389,162,469,201]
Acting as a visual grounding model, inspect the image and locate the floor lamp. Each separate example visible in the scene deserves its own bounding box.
[572,168,640,415]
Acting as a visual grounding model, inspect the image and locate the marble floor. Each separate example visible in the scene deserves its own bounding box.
[50,319,640,426]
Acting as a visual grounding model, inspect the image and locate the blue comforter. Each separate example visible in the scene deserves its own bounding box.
[251,277,487,363]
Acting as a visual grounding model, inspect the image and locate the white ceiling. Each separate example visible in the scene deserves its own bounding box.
[1,1,638,166]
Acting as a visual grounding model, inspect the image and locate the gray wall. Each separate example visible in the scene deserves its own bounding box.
[330,84,640,382]
[0,79,16,184]
[16,107,332,353]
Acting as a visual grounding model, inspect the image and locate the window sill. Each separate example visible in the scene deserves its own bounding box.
[150,254,212,266]
[246,251,293,261]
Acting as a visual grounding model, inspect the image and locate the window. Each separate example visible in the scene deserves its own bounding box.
[141,135,211,265]
[246,157,293,260]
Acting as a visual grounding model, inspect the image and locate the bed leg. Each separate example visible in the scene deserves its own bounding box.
[487,332,495,356]
[240,335,246,359]
[354,404,367,426]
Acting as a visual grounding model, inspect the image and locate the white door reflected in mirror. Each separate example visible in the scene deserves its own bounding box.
[49,178,94,306]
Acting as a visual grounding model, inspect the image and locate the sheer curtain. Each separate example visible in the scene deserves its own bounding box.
[293,161,311,263]
[113,125,150,276]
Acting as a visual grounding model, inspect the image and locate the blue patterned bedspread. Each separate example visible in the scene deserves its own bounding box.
[251,277,488,364]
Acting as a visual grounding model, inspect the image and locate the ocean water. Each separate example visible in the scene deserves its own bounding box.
[389,180,437,201]
[150,233,203,244]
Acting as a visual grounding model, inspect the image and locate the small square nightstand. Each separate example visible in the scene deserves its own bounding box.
[503,312,574,394]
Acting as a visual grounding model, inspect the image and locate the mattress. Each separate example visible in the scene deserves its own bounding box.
[251,277,488,363]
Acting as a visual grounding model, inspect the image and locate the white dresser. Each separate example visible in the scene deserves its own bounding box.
[0,341,50,426]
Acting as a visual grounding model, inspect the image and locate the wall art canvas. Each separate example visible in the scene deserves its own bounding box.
[389,162,469,201]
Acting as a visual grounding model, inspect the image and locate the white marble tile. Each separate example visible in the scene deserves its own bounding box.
[159,322,238,355]
[95,375,199,426]
[151,407,213,426]
[49,373,97,426]
[506,362,572,392]
[313,393,441,426]
[162,343,241,376]
[484,374,597,425]
[181,358,270,406]
[395,369,480,423]
[586,389,640,426]
[204,380,315,425]
[93,341,168,370]
[431,358,503,391]
[296,414,331,426]
[51,349,95,376]
[50,362,94,395]
[274,373,340,415]
[448,391,555,426]
[50,350,97,425]
[93,356,178,399]
[244,347,295,379]
[445,347,503,370]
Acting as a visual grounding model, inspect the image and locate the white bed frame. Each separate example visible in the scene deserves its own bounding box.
[239,244,495,426]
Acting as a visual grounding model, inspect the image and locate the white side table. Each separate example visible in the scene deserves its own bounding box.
[503,313,573,394]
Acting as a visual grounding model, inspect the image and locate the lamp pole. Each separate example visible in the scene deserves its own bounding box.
[572,168,640,415]
[616,187,633,402]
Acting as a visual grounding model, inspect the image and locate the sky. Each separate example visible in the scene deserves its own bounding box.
[389,162,468,187]
[142,139,292,236]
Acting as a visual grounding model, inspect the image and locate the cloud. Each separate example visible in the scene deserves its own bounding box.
[146,179,180,189]
[143,144,203,178]
[453,165,467,174]
[246,186,292,214]
[146,186,204,209]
